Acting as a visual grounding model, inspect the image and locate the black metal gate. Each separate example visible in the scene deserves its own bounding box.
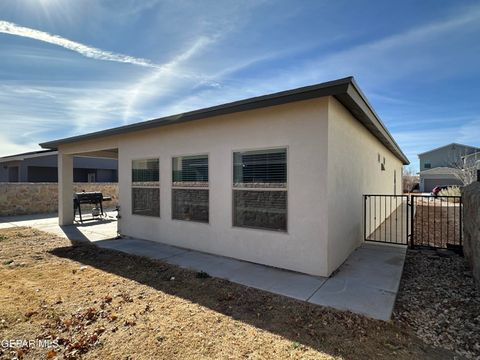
[364,195,409,245]
[363,194,463,249]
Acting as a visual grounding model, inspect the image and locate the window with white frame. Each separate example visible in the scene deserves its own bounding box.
[172,154,209,223]
[233,148,287,231]
[132,158,160,217]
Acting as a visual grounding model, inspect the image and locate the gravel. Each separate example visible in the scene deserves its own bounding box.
[394,249,480,359]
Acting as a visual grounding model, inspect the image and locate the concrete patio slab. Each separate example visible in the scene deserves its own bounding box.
[308,243,406,320]
[0,212,118,242]
[308,279,397,321]
[0,213,407,320]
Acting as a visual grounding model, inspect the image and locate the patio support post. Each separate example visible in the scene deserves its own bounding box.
[58,152,74,225]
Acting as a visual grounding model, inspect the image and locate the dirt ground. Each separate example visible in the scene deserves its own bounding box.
[0,228,456,360]
[413,198,462,248]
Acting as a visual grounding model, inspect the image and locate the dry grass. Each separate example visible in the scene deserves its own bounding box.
[0,227,454,360]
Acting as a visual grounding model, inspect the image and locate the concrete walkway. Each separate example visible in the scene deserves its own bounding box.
[367,199,410,244]
[0,213,406,321]
[0,212,118,242]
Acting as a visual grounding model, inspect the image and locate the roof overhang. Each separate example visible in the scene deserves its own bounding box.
[40,76,409,165]
[0,149,57,163]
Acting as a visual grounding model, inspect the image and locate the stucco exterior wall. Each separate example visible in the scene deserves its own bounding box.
[60,98,330,276]
[326,97,403,274]
[56,96,406,277]
[0,182,118,216]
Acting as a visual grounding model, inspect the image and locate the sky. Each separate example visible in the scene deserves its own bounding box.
[0,0,479,171]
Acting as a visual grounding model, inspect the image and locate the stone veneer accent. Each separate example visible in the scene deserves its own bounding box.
[0,183,118,216]
[462,181,480,290]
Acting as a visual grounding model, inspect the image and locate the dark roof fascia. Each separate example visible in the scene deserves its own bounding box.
[335,79,409,165]
[39,76,409,165]
[0,149,57,162]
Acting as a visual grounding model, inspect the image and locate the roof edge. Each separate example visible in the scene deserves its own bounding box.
[40,77,352,150]
[418,143,480,156]
[40,76,409,165]
[0,149,57,163]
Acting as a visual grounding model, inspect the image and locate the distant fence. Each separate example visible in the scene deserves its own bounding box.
[0,182,118,216]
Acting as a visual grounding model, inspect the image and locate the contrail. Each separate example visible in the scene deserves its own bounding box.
[0,20,159,68]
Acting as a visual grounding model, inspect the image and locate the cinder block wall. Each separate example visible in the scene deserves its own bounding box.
[0,183,118,216]
[462,182,480,289]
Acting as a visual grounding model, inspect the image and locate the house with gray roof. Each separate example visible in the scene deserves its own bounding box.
[39,77,409,277]
[418,143,480,192]
[0,149,118,183]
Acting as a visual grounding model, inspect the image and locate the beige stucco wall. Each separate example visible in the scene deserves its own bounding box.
[60,98,330,276]
[326,97,403,274]
[57,95,406,277]
[0,182,118,216]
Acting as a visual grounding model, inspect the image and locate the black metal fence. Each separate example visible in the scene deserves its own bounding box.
[410,195,462,249]
[363,194,463,249]
[364,195,409,245]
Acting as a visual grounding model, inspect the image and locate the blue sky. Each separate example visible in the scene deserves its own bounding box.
[0,0,479,170]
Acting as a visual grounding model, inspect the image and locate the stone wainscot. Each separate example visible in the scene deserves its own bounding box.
[0,183,118,217]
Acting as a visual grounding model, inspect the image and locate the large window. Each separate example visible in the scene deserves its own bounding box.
[132,159,160,217]
[172,155,209,223]
[233,148,287,231]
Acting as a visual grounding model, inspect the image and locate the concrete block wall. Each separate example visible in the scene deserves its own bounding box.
[0,182,118,216]
[462,182,480,289]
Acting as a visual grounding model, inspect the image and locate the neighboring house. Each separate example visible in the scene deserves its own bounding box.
[40,77,409,277]
[418,143,480,192]
[418,167,463,192]
[0,149,118,183]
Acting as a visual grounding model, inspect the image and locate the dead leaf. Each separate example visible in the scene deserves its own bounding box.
[25,311,37,318]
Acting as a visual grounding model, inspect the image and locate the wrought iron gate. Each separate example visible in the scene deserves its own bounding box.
[363,194,463,249]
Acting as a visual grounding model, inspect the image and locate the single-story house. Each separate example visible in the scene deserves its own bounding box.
[40,77,409,277]
[0,149,118,183]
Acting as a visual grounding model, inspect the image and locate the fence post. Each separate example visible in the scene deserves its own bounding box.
[363,195,367,241]
[409,195,414,249]
[459,196,463,246]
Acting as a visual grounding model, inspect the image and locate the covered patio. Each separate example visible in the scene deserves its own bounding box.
[56,147,119,226]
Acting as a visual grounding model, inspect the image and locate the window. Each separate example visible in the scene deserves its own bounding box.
[132,159,159,217]
[233,148,287,231]
[424,163,431,169]
[377,153,380,162]
[172,155,209,223]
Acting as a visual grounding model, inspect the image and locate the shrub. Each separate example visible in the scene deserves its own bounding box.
[438,186,461,197]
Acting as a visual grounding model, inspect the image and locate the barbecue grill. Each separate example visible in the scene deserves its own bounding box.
[73,192,112,222]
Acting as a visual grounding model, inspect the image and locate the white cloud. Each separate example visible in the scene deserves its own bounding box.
[0,132,40,157]
[122,36,216,121]
[0,20,159,68]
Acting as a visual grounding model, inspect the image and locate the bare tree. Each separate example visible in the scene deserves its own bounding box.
[450,152,480,186]
[402,166,419,193]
